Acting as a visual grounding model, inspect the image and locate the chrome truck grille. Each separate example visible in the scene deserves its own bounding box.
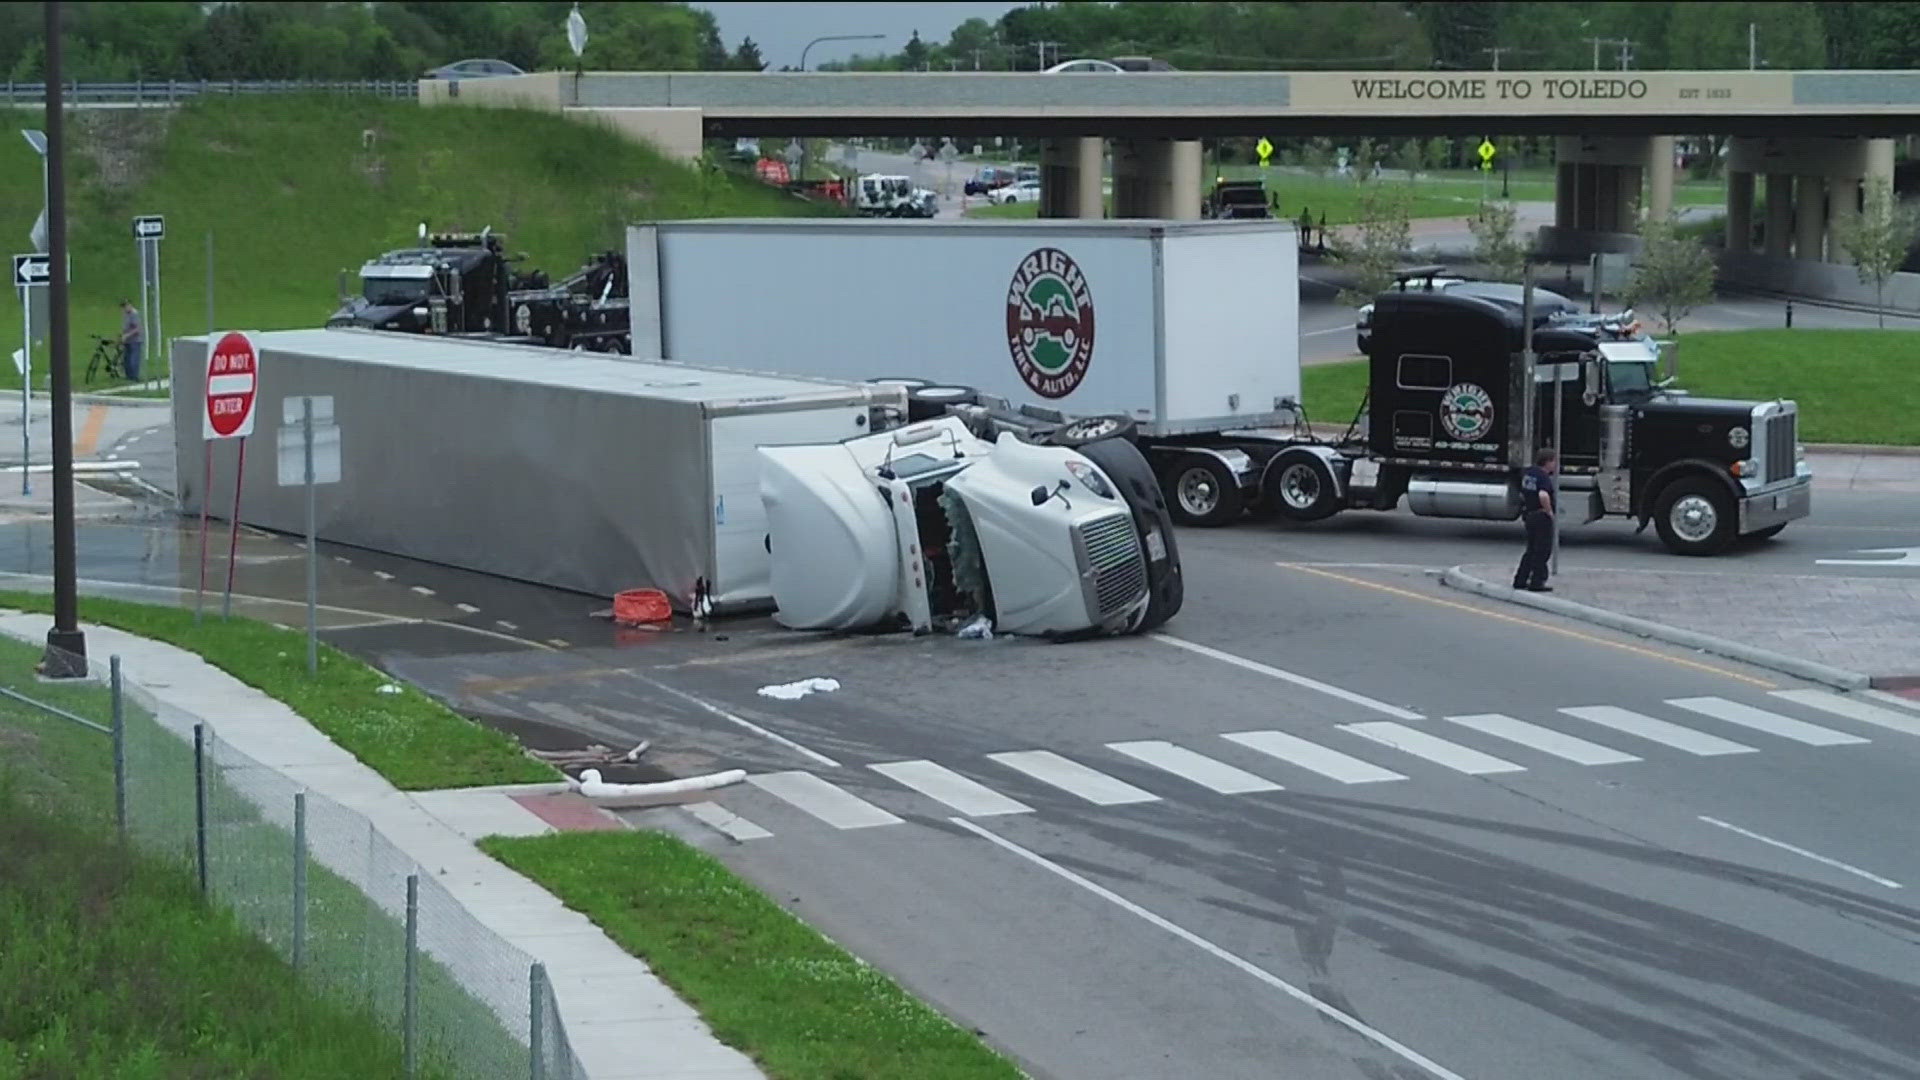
[1766,411,1796,482]
[1078,513,1148,618]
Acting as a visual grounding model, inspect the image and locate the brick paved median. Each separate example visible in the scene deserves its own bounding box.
[1457,564,1920,681]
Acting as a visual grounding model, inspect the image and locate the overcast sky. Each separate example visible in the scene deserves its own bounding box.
[695,3,1029,70]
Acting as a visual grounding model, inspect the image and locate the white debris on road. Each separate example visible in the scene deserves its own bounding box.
[757,677,841,701]
[376,683,402,695]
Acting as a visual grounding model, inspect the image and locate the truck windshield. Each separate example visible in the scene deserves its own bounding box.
[362,274,431,305]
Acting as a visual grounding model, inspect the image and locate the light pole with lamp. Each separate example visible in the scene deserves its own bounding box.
[796,34,886,184]
[39,0,85,677]
[19,128,48,498]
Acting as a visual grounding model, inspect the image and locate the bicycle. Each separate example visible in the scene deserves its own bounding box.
[84,335,123,385]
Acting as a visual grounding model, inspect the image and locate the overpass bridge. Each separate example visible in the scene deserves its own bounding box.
[427,69,1920,298]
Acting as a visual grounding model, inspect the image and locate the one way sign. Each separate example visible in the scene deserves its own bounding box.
[11,253,50,287]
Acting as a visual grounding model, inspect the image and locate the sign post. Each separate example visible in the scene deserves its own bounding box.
[1477,139,1496,202]
[133,215,164,387]
[200,331,258,622]
[12,253,49,497]
[278,395,340,675]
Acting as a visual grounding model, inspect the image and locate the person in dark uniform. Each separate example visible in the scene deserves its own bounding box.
[1513,447,1558,592]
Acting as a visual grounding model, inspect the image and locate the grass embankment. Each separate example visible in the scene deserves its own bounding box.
[484,831,1026,1080]
[0,591,553,788]
[0,93,836,393]
[1298,329,1920,446]
[0,635,432,1079]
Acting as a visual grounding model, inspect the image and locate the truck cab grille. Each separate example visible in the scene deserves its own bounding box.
[1078,513,1148,618]
[1766,411,1796,482]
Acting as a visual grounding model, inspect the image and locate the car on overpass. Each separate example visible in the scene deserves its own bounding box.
[424,58,525,81]
[1356,273,1582,354]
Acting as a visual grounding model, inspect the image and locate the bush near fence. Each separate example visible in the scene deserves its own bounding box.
[0,635,583,1080]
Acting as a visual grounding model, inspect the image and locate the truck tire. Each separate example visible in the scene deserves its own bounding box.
[907,384,976,422]
[1653,476,1737,556]
[1042,414,1138,448]
[1262,450,1342,523]
[1074,436,1182,632]
[1164,454,1243,528]
[1747,523,1787,541]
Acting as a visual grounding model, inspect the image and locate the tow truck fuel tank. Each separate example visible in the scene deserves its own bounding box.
[1405,476,1520,520]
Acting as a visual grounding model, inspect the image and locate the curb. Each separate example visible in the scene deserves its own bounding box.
[1438,565,1873,691]
[73,392,170,408]
[1803,441,1920,458]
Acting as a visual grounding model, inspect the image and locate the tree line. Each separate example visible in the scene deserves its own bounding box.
[0,2,769,83]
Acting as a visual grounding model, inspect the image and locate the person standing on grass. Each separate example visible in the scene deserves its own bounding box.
[1513,446,1558,592]
[118,299,143,382]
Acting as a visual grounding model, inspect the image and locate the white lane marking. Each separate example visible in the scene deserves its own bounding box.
[748,772,902,830]
[683,801,773,842]
[1864,690,1920,716]
[626,674,842,770]
[1559,706,1758,757]
[952,818,1468,1080]
[1151,634,1423,721]
[871,761,1032,817]
[410,585,436,596]
[1771,689,1920,737]
[373,570,394,580]
[986,750,1159,806]
[1698,816,1902,889]
[1223,730,1406,784]
[1667,696,1869,747]
[1342,722,1526,775]
[1445,714,1640,766]
[332,555,351,564]
[546,638,571,648]
[1300,323,1357,338]
[496,620,519,631]
[455,602,481,614]
[1107,741,1283,794]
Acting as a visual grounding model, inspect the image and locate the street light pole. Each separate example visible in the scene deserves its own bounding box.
[40,0,84,678]
[796,33,886,183]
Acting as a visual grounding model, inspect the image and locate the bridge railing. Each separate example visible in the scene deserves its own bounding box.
[0,79,419,107]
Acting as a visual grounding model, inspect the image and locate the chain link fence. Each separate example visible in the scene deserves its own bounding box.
[0,642,584,1079]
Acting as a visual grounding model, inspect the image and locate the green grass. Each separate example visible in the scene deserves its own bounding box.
[0,636,435,1080]
[482,831,1026,1080]
[0,591,555,789]
[1298,329,1920,445]
[0,93,838,393]
[1222,163,1727,209]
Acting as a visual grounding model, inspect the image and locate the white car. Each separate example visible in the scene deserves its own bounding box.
[999,180,1042,205]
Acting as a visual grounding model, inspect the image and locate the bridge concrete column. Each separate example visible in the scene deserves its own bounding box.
[1646,136,1676,222]
[1555,162,1578,228]
[1827,174,1860,263]
[1764,173,1794,258]
[1110,137,1203,219]
[1795,173,1828,261]
[1039,136,1105,219]
[1725,171,1754,253]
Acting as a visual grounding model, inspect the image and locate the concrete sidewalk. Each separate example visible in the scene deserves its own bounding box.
[0,612,766,1080]
[1443,565,1920,688]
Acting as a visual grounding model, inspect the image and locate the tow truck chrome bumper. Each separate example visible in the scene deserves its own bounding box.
[1739,475,1811,534]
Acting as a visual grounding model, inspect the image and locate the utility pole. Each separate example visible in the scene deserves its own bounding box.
[1615,38,1635,71]
[1032,41,1063,70]
[1588,37,1604,70]
[1481,46,1514,71]
[41,0,85,678]
[1748,22,1757,70]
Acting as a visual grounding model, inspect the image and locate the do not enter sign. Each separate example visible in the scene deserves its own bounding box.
[204,331,259,440]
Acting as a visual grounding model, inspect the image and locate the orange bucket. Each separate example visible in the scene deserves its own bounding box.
[611,588,673,627]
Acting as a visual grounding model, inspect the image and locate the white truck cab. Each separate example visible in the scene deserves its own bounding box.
[760,415,1158,638]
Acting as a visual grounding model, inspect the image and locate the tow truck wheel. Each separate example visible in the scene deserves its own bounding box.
[1653,476,1737,556]
[1164,455,1242,528]
[1748,523,1787,541]
[1263,451,1341,523]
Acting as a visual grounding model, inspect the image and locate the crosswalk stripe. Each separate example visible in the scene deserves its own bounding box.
[1222,730,1406,784]
[870,760,1033,817]
[746,771,903,829]
[987,751,1160,805]
[1444,714,1641,766]
[683,801,773,841]
[1107,741,1283,794]
[1771,689,1920,737]
[1341,722,1526,775]
[1559,706,1758,756]
[1667,696,1870,747]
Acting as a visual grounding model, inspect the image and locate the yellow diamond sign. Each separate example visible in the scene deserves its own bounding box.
[1477,138,1496,171]
[1256,137,1274,166]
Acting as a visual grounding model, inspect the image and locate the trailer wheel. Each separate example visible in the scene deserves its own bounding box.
[1164,455,1242,528]
[1042,414,1137,448]
[907,384,977,422]
[1653,476,1737,556]
[1263,451,1341,523]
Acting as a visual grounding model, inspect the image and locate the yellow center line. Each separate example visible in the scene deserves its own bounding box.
[74,404,108,456]
[1278,562,1777,689]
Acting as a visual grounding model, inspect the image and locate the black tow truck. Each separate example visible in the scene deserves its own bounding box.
[1201,178,1274,220]
[1255,283,1812,555]
[327,229,630,352]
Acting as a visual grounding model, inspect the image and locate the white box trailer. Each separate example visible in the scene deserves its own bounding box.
[627,218,1304,526]
[170,328,901,614]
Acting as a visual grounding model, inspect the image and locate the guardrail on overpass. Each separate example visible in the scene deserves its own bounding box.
[1,79,419,107]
